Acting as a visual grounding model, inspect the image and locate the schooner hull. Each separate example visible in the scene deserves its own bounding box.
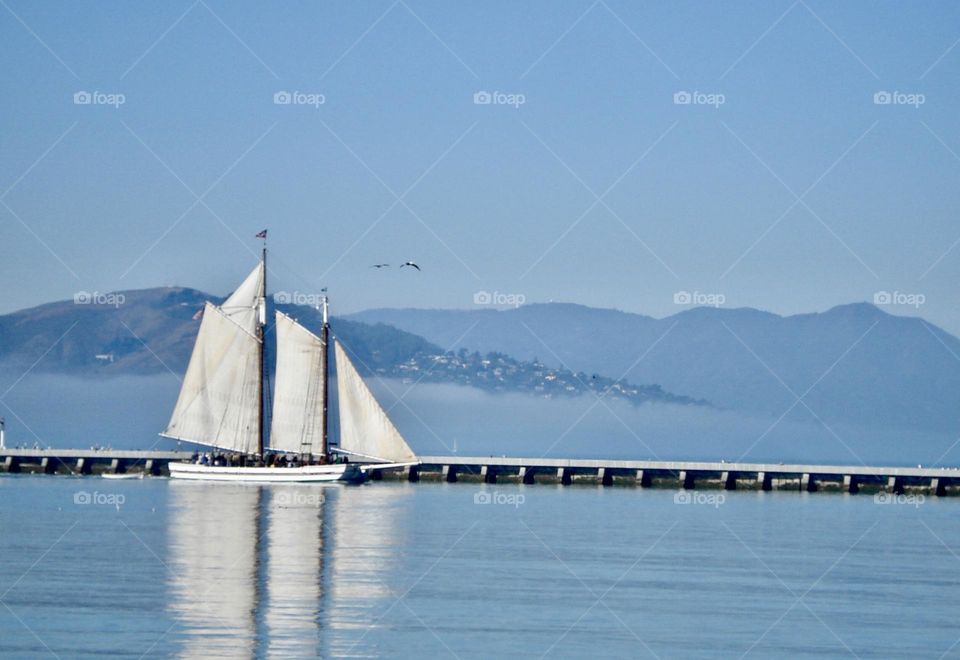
[168,462,365,483]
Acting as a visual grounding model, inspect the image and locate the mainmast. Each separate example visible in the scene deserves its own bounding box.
[257,232,267,458]
[321,295,330,459]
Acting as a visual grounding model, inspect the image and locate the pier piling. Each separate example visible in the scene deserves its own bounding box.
[756,471,771,491]
[721,471,737,490]
[844,475,858,494]
[597,467,612,486]
[481,465,496,484]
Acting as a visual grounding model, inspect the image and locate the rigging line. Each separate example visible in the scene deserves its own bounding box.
[204,302,263,343]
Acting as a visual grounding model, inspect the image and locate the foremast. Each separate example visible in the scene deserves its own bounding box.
[257,238,267,459]
[321,295,330,460]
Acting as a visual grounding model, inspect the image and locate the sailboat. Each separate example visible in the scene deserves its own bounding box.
[161,238,419,482]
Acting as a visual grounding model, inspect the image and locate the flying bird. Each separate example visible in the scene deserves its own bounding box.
[400,261,421,271]
[369,264,390,269]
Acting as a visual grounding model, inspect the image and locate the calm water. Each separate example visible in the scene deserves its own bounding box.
[0,476,958,659]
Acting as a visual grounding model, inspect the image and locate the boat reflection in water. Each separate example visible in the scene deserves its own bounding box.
[325,484,414,656]
[167,481,327,658]
[263,485,325,657]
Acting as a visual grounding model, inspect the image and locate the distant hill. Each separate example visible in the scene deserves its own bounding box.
[346,302,960,433]
[0,287,436,375]
[0,289,701,408]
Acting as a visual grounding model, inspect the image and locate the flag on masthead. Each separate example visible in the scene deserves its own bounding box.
[255,229,267,239]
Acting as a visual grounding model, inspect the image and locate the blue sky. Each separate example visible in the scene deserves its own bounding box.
[2,1,960,332]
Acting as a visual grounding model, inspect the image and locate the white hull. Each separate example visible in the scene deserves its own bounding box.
[168,462,365,483]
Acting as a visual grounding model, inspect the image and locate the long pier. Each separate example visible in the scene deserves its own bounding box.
[0,448,193,476]
[2,449,958,495]
[379,456,960,495]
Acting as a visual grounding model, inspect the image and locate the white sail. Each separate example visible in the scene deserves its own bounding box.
[161,263,264,454]
[270,312,325,455]
[222,260,266,328]
[334,340,417,463]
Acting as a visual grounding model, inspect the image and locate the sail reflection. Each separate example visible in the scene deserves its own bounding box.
[264,485,325,658]
[326,485,414,654]
[168,482,262,659]
[168,482,328,658]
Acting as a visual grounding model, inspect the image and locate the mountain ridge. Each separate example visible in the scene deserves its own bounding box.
[0,287,701,408]
[346,300,960,433]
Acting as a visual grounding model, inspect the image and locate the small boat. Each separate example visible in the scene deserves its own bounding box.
[160,234,419,483]
[101,472,145,480]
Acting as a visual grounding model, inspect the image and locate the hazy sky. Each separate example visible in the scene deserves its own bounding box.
[3,2,960,332]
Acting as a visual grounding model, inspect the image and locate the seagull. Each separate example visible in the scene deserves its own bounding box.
[400,261,421,271]
[369,264,390,269]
